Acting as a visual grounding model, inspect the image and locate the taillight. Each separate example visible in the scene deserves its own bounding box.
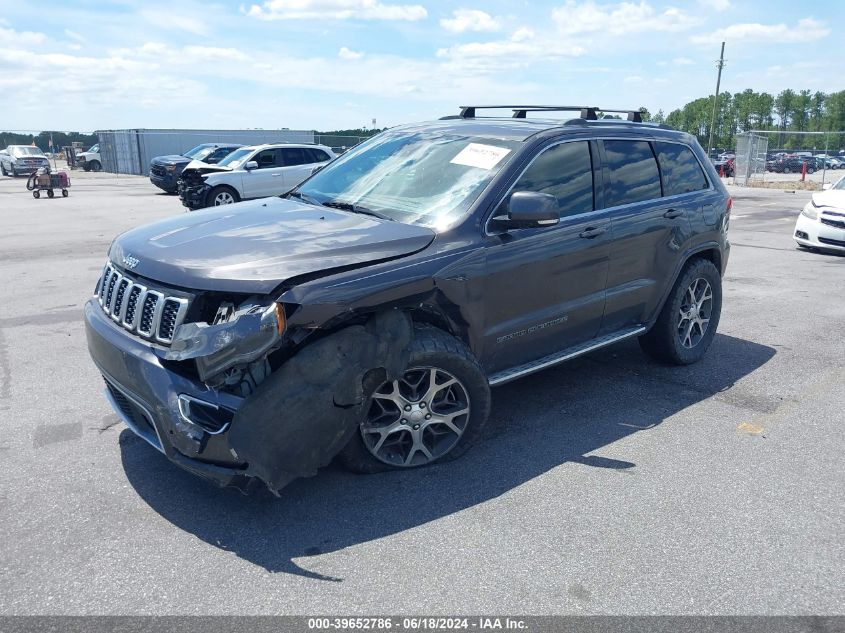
[727,197,732,214]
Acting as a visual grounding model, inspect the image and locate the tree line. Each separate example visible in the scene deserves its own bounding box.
[642,89,845,152]
[0,131,98,152]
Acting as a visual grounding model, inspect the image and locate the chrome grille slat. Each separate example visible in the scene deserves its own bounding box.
[94,263,189,344]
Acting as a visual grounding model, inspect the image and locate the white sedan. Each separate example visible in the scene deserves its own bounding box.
[794,175,845,253]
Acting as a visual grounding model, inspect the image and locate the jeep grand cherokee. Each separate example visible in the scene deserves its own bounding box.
[85,105,731,494]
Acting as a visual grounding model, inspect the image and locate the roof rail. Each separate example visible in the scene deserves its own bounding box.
[455,105,648,123]
[458,105,599,120]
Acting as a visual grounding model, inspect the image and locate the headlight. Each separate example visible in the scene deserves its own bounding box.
[166,300,286,382]
[166,164,177,172]
[801,203,818,220]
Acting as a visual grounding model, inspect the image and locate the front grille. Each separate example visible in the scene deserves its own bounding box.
[820,217,845,230]
[96,263,189,344]
[818,236,845,248]
[151,165,167,177]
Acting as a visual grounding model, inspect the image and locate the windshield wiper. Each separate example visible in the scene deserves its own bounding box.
[286,190,322,206]
[321,199,394,221]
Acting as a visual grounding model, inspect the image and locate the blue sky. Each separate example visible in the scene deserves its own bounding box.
[0,0,841,132]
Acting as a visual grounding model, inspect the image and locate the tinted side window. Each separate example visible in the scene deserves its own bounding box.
[508,141,593,218]
[603,140,661,206]
[654,142,708,196]
[253,149,277,168]
[281,148,308,166]
[307,149,330,163]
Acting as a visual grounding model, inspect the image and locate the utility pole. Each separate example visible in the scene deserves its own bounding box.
[707,41,726,158]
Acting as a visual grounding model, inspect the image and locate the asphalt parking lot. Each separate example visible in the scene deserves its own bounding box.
[0,169,842,615]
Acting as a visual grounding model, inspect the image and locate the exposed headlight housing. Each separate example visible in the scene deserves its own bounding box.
[166,164,178,172]
[166,300,286,382]
[801,203,819,220]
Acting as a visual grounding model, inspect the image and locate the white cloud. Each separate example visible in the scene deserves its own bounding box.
[246,0,427,21]
[691,17,830,45]
[552,0,700,36]
[440,9,500,33]
[672,56,694,65]
[624,75,643,82]
[339,46,364,59]
[701,0,731,11]
[139,9,210,35]
[436,27,584,71]
[0,26,47,46]
[64,29,86,43]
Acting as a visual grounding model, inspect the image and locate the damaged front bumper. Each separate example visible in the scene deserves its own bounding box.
[85,297,415,495]
[178,182,210,210]
[84,299,256,492]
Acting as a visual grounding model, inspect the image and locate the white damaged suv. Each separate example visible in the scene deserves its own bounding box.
[178,143,335,210]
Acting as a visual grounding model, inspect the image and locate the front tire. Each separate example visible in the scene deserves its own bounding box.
[340,325,491,474]
[0,162,7,176]
[88,160,101,172]
[639,257,722,365]
[207,185,239,207]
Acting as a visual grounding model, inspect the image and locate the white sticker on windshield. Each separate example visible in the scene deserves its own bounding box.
[450,143,511,170]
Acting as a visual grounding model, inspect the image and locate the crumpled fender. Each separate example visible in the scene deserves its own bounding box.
[228,310,413,494]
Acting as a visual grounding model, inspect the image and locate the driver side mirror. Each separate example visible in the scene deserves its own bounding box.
[245,160,258,171]
[507,191,560,224]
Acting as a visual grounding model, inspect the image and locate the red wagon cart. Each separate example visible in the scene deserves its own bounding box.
[26,166,71,198]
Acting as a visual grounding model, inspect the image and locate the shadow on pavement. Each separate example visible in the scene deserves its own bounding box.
[120,333,775,580]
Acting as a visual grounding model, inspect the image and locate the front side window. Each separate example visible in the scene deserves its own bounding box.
[307,149,331,163]
[505,141,594,218]
[603,140,662,207]
[294,131,521,228]
[654,142,709,196]
[252,149,277,169]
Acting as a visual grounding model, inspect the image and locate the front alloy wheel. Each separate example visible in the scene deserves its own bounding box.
[361,367,470,467]
[677,278,712,349]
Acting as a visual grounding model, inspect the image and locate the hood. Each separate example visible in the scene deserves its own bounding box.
[109,196,436,294]
[812,189,845,210]
[152,154,192,166]
[182,159,232,175]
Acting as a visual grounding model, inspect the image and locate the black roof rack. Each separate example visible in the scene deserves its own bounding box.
[455,105,646,122]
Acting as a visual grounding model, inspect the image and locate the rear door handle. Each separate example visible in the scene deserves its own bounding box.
[579,226,606,239]
[663,209,684,219]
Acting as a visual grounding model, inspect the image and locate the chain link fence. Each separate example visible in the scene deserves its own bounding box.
[733,133,768,186]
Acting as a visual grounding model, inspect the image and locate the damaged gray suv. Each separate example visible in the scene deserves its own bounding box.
[85,105,731,494]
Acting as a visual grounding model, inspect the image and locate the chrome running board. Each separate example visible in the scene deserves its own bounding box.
[488,326,647,386]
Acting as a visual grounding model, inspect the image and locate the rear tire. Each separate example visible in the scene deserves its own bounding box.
[639,257,722,365]
[339,325,491,474]
[0,163,6,176]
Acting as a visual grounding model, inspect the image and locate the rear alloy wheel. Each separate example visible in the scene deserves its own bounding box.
[340,325,491,473]
[783,167,791,174]
[208,186,239,206]
[639,257,722,365]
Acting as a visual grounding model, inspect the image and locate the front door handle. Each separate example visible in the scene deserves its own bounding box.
[579,226,606,239]
[663,209,684,219]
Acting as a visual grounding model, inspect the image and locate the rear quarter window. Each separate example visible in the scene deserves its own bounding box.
[602,140,662,206]
[654,142,709,196]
